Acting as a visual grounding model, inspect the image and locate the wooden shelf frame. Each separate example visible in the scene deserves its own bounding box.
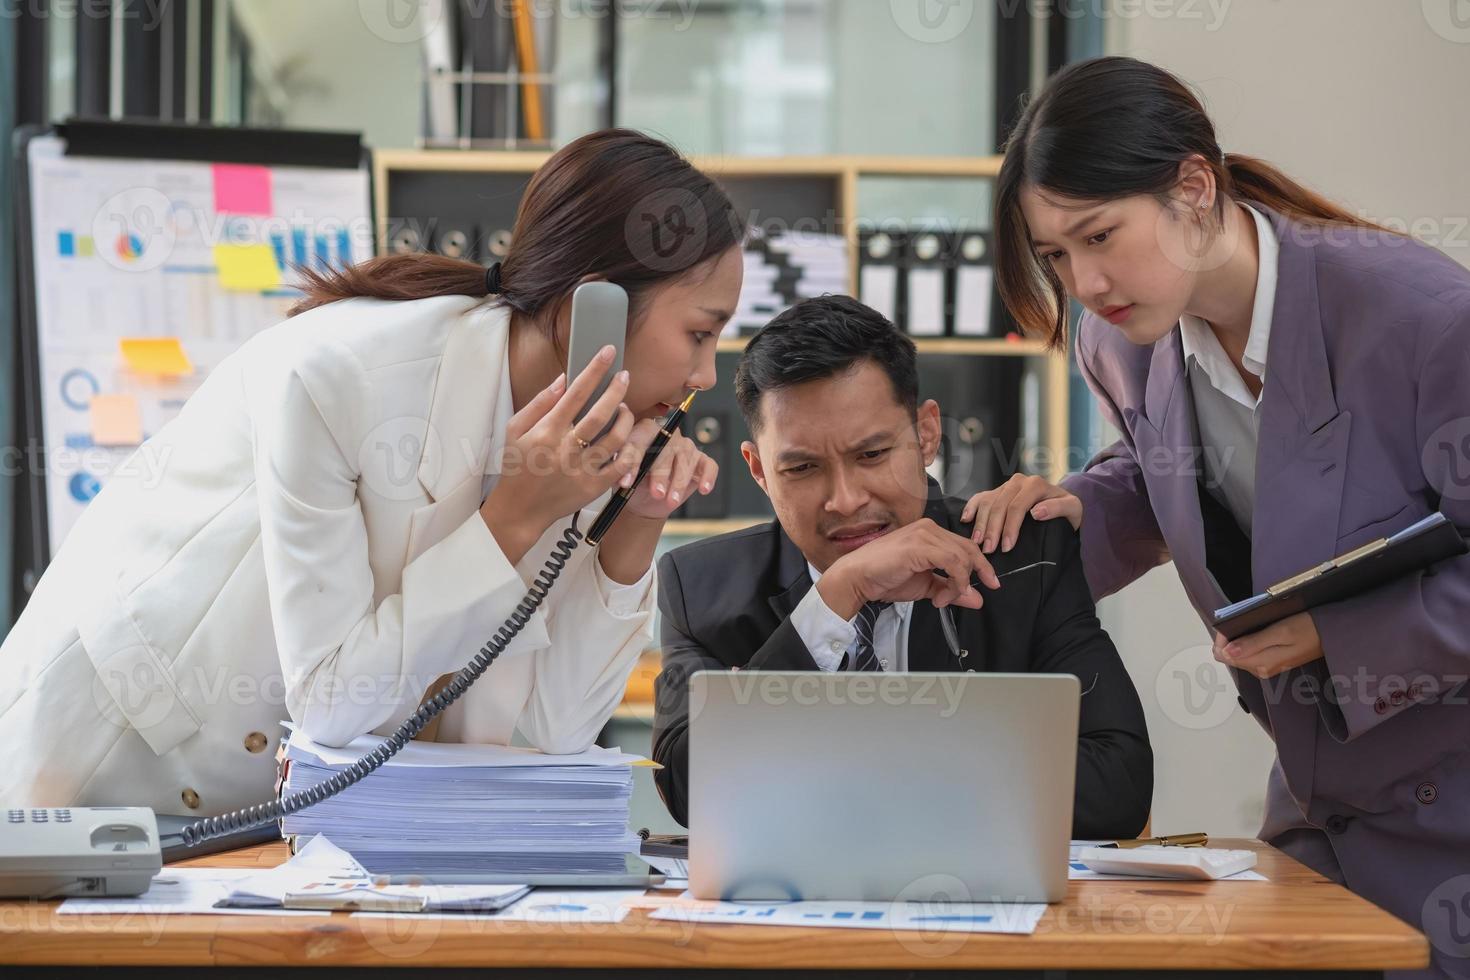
[374,151,1069,487]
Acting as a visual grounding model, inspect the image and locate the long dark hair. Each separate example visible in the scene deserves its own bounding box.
[290,129,745,331]
[995,56,1393,349]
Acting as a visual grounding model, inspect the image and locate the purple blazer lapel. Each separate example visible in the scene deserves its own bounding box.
[1125,329,1217,613]
[1250,208,1351,592]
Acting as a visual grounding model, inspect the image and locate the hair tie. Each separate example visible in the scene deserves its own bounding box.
[485,262,504,295]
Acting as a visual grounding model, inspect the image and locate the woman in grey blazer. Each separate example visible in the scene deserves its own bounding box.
[967,57,1470,979]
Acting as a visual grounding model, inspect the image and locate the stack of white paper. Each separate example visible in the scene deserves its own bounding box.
[731,231,851,335]
[770,233,850,299]
[278,730,645,876]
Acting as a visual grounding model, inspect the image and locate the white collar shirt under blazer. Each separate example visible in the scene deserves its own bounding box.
[0,295,654,817]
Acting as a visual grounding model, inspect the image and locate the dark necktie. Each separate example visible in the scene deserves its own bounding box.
[847,600,892,672]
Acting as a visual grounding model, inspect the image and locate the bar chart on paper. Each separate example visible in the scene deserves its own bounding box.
[649,898,1047,934]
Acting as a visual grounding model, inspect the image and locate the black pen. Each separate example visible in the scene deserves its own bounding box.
[932,559,1058,589]
[586,389,698,545]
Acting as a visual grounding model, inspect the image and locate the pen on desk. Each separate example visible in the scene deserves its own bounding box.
[1100,833,1209,849]
[585,389,697,545]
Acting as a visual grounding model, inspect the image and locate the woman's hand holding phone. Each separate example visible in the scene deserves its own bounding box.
[481,347,721,563]
[480,346,643,562]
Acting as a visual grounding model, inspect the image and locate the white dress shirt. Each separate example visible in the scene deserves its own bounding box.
[1178,202,1279,536]
[790,562,914,671]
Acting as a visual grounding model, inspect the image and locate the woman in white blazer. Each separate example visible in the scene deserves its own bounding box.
[0,129,746,818]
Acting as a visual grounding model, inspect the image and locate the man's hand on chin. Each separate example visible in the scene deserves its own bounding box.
[815,518,1001,620]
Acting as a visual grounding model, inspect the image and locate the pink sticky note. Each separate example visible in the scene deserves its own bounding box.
[212,163,273,216]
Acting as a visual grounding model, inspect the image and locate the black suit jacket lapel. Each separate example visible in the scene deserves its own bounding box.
[907,483,987,672]
[767,520,815,623]
[907,602,960,671]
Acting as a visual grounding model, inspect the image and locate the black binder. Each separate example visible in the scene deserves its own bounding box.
[677,408,732,520]
[1211,512,1466,639]
[857,229,902,327]
[903,231,948,337]
[950,229,996,337]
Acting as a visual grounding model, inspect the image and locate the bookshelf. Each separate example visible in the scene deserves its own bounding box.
[660,518,767,538]
[373,150,1072,540]
[715,335,1049,356]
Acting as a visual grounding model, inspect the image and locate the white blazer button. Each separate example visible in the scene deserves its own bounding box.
[181,788,201,810]
[244,732,268,754]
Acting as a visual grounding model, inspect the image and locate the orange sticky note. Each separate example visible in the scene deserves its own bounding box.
[214,243,281,291]
[90,394,143,447]
[120,338,194,377]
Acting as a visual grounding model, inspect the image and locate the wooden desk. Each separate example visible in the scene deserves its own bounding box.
[0,838,1428,978]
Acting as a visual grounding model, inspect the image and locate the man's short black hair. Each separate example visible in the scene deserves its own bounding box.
[735,295,919,434]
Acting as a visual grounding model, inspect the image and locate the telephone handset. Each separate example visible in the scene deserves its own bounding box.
[565,281,628,428]
[177,284,664,847]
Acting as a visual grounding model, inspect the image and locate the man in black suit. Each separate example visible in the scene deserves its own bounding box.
[652,295,1153,838]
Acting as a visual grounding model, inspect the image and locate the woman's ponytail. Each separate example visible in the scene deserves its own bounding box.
[289,253,495,317]
[1222,153,1391,231]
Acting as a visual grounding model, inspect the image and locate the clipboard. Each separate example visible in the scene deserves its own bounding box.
[1211,512,1466,639]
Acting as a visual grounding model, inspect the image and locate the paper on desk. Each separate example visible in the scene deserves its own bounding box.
[284,723,649,769]
[1066,840,1268,882]
[493,888,643,923]
[642,854,688,879]
[221,835,535,912]
[1068,862,1266,882]
[650,895,1046,934]
[291,880,530,913]
[57,868,327,917]
[351,888,642,922]
[640,854,688,891]
[219,834,371,908]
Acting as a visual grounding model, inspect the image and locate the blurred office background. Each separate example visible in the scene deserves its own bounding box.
[4,0,1468,838]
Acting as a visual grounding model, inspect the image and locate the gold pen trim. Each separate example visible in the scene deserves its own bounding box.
[1113,833,1209,849]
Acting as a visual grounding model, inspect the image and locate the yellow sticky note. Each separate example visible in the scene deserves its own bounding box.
[120,338,194,377]
[214,243,282,291]
[90,394,143,447]
[631,759,664,769]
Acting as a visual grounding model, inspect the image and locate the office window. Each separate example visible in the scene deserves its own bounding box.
[611,0,996,157]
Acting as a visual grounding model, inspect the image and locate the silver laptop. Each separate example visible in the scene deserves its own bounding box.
[689,671,1078,903]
